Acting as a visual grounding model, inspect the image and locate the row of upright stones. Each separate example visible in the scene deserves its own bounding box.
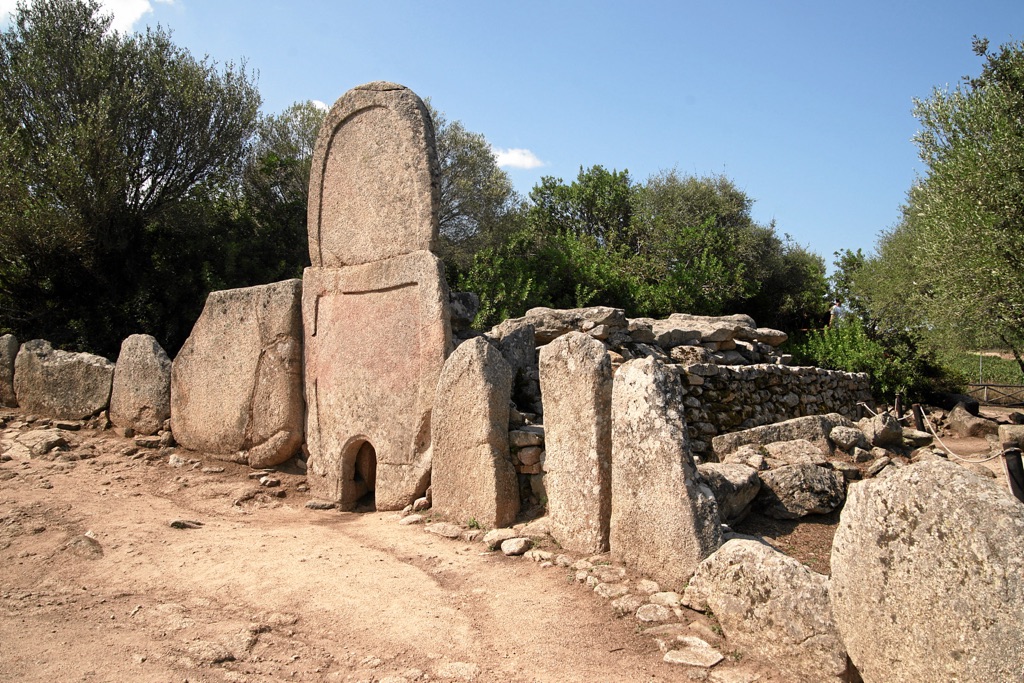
[3,81,1021,683]
[0,81,871,590]
[0,334,171,436]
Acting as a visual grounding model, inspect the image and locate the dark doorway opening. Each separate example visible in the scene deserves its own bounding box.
[346,440,377,512]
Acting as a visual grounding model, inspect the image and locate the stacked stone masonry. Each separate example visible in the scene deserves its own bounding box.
[490,305,872,464]
[676,364,871,461]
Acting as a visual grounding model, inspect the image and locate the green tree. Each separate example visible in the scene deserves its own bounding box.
[234,100,325,283]
[862,37,1024,374]
[632,170,827,326]
[427,102,525,279]
[529,166,634,249]
[630,170,752,316]
[461,165,828,330]
[0,0,261,356]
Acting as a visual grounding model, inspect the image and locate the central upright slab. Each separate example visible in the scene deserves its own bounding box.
[308,81,439,267]
[303,82,451,510]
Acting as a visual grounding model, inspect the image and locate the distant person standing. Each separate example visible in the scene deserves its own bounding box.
[829,299,846,326]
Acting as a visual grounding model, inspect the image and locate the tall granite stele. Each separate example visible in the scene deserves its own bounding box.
[303,82,452,511]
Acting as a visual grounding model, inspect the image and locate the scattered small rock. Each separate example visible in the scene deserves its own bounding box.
[305,500,337,510]
[65,534,103,558]
[524,549,553,563]
[867,456,891,476]
[592,565,626,583]
[169,519,203,529]
[636,604,673,623]
[611,593,648,617]
[461,529,484,543]
[399,514,424,526]
[483,527,518,550]
[649,591,683,608]
[134,436,161,449]
[595,582,630,599]
[29,433,68,457]
[663,636,725,667]
[500,537,532,556]
[424,522,463,539]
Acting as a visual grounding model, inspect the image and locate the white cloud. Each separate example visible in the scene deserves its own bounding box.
[311,100,329,112]
[491,147,545,170]
[0,0,174,32]
[101,0,164,32]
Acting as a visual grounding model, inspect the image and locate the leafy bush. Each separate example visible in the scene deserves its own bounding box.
[790,318,955,402]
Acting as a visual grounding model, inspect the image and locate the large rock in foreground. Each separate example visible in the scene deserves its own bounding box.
[109,334,172,436]
[683,539,850,682]
[14,340,114,419]
[830,460,1024,682]
[610,358,721,590]
[171,279,305,468]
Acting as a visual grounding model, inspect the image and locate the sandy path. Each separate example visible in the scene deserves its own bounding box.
[0,438,690,683]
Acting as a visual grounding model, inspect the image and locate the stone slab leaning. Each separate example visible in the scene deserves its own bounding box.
[431,336,519,528]
[14,339,114,419]
[0,333,18,407]
[171,278,304,468]
[109,334,172,436]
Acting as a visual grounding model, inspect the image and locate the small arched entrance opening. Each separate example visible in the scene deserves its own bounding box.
[341,439,377,512]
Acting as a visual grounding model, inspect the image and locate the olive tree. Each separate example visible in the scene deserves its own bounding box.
[858,37,1024,374]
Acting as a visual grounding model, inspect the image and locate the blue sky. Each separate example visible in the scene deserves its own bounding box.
[3,1,1023,269]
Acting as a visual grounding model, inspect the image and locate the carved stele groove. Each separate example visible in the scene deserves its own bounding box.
[307,81,440,267]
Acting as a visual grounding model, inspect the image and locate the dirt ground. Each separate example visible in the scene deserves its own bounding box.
[0,412,771,683]
[0,406,1015,683]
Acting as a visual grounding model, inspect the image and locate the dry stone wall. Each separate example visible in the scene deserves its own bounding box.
[656,364,869,462]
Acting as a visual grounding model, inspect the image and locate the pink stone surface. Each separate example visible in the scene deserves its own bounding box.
[302,252,450,510]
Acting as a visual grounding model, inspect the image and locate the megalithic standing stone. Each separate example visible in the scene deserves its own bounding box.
[303,82,452,511]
